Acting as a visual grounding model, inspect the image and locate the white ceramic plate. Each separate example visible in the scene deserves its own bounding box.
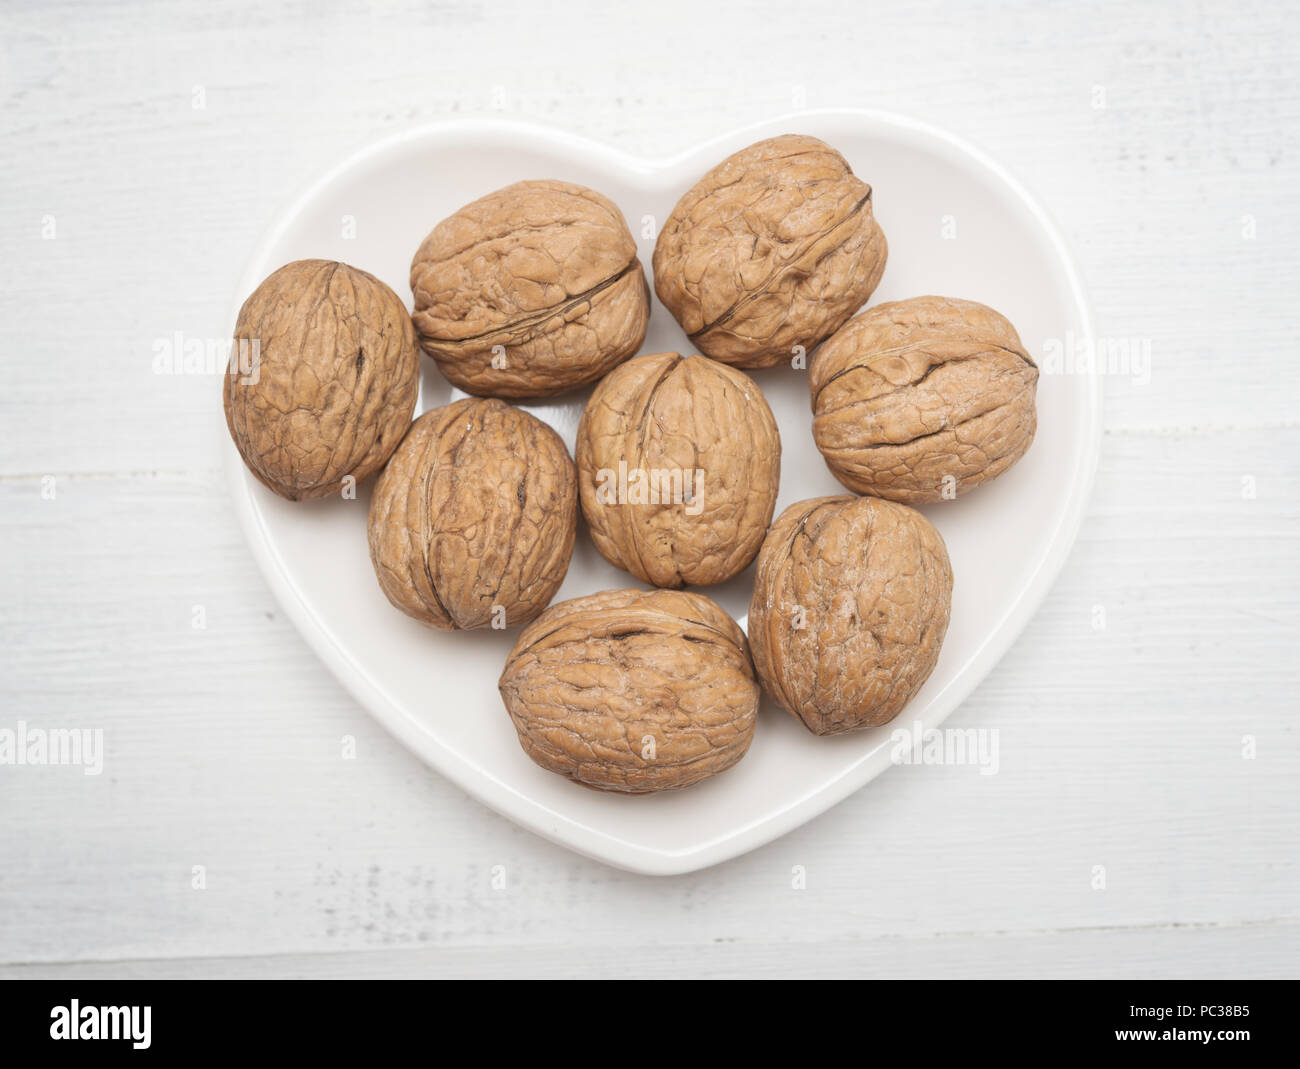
[226,110,1100,875]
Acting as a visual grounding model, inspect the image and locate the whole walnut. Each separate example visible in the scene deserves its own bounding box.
[224,259,419,500]
[811,296,1038,504]
[410,180,650,398]
[748,495,952,736]
[653,134,887,369]
[499,589,759,793]
[367,398,576,631]
[576,352,781,588]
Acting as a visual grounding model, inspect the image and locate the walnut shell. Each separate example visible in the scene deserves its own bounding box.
[367,398,576,631]
[499,589,759,793]
[748,495,952,736]
[224,259,419,500]
[575,352,781,588]
[811,296,1039,504]
[652,135,887,369]
[410,180,650,398]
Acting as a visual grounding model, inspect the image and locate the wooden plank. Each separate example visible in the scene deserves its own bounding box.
[4,922,1296,978]
[0,428,1294,963]
[0,0,1298,475]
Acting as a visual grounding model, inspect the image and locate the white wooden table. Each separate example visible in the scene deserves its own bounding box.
[1,0,1296,979]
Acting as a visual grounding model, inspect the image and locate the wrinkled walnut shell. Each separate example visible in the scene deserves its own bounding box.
[576,352,781,588]
[811,296,1038,504]
[367,398,576,631]
[224,259,419,500]
[748,495,952,736]
[499,589,759,793]
[653,134,887,368]
[410,180,650,398]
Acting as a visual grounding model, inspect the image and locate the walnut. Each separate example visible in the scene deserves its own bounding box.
[748,495,952,736]
[224,259,419,500]
[652,134,887,369]
[498,589,759,793]
[367,397,576,631]
[410,180,650,398]
[811,296,1038,504]
[575,352,781,588]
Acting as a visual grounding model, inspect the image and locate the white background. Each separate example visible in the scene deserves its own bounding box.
[1,0,1296,978]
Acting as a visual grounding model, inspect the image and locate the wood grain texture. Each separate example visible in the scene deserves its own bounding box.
[5,923,1296,979]
[0,0,1296,977]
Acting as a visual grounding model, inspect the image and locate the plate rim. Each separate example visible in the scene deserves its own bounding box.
[224,108,1101,875]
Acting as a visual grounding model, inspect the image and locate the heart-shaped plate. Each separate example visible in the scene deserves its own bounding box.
[225,110,1100,874]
